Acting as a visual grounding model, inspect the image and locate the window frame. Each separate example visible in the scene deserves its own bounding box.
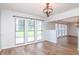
[15,18,25,45]
[27,19,43,42]
[56,23,67,38]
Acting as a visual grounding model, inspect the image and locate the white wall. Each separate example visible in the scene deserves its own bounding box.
[44,30,57,43]
[43,22,57,43]
[0,9,42,49]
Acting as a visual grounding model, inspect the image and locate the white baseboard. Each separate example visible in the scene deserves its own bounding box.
[46,40,57,44]
[1,40,45,50]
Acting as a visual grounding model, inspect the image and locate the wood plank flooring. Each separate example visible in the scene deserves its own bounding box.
[0,36,79,55]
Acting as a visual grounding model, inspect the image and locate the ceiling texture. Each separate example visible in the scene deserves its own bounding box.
[0,3,79,19]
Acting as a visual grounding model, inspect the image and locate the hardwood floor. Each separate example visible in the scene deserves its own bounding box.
[57,36,78,49]
[0,36,79,55]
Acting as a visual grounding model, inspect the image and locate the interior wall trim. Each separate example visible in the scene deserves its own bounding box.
[13,16,44,21]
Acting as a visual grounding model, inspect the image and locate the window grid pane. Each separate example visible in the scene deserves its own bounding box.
[16,18,25,44]
[56,24,67,37]
[28,20,42,42]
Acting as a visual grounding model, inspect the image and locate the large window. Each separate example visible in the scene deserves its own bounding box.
[28,20,35,42]
[16,18,25,44]
[35,20,42,40]
[28,20,42,42]
[15,17,42,44]
[56,24,67,38]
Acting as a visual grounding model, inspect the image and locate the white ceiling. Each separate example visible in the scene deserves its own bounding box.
[0,3,79,18]
[54,16,79,23]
